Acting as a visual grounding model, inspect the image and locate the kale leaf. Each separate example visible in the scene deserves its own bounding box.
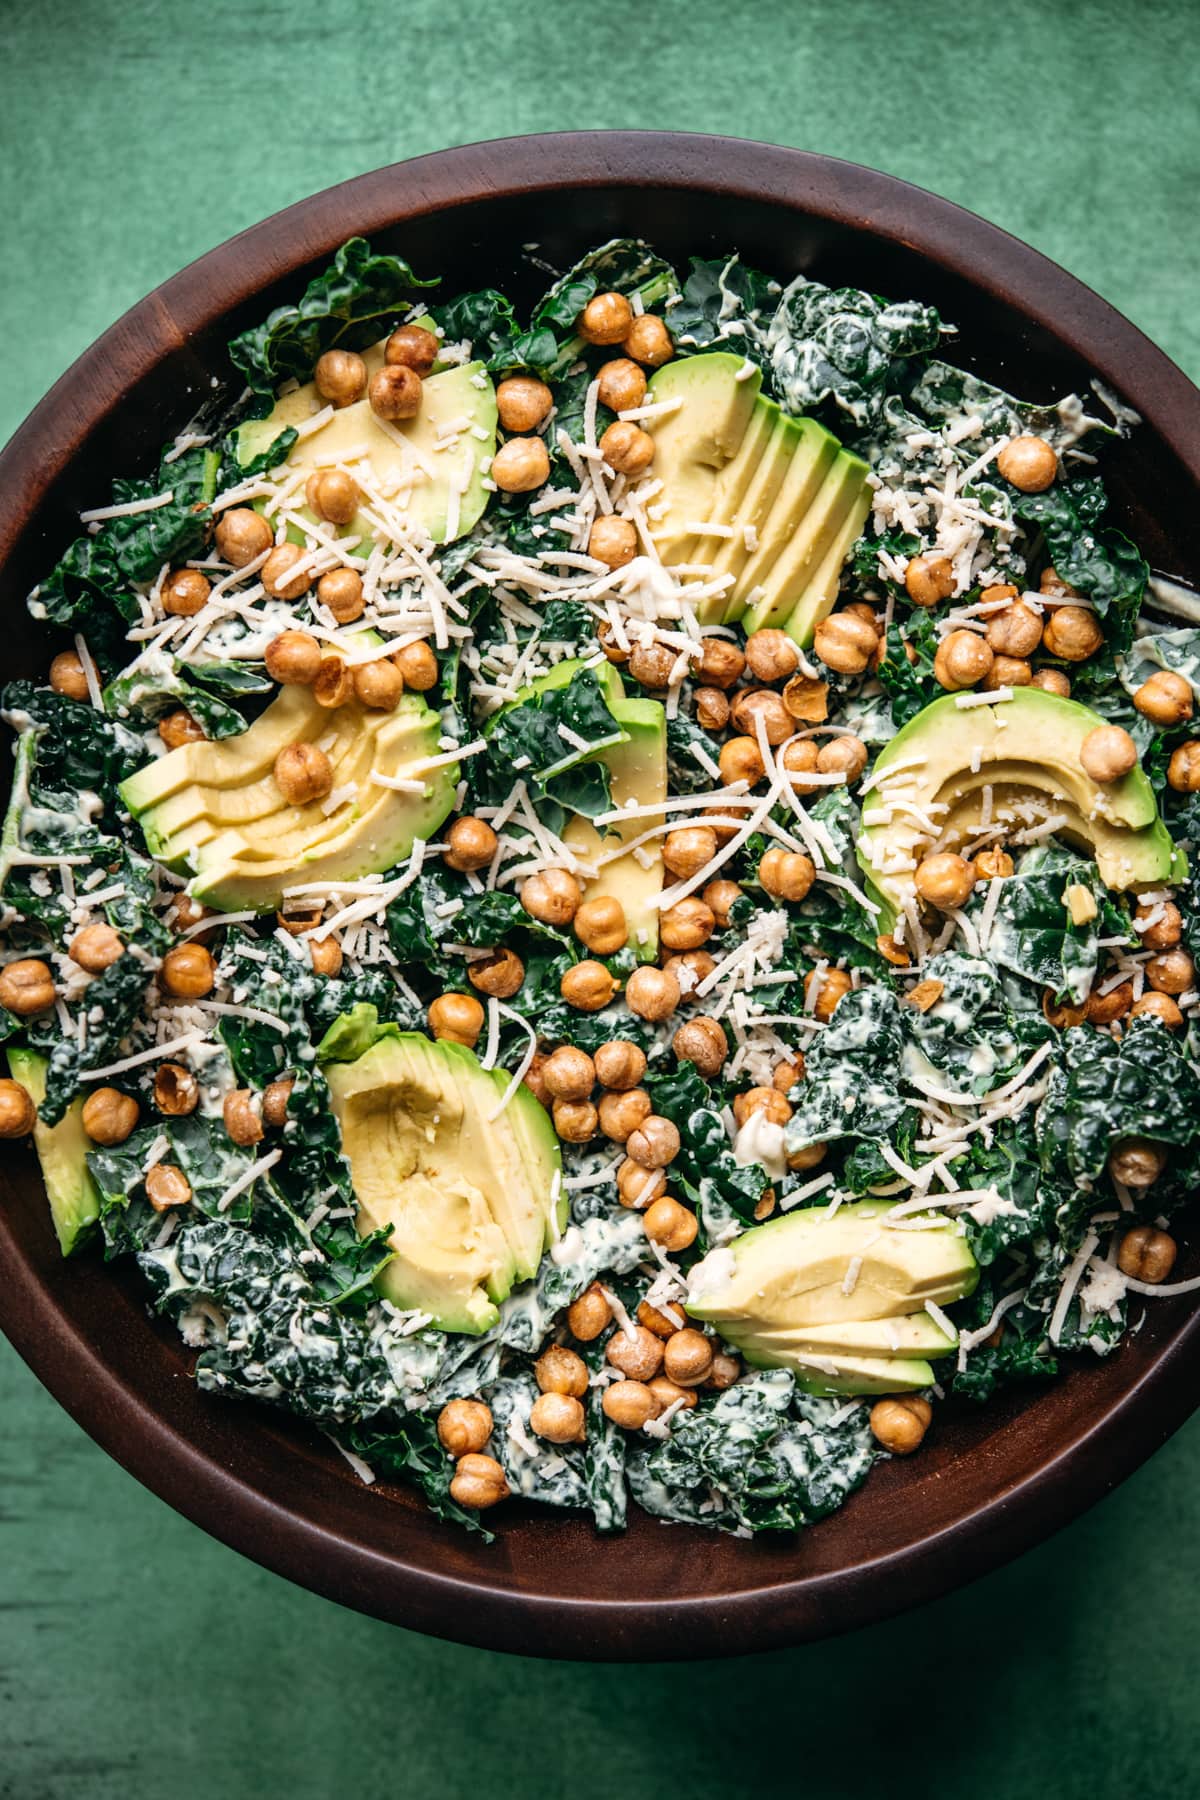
[430,289,521,368]
[979,844,1129,1004]
[471,663,627,832]
[646,1062,769,1227]
[785,986,907,1151]
[104,656,271,740]
[667,255,777,355]
[506,239,676,379]
[762,276,942,427]
[877,611,939,728]
[1013,476,1146,653]
[1035,1014,1200,1186]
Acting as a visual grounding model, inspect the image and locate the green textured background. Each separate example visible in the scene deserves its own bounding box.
[3,2,1199,1795]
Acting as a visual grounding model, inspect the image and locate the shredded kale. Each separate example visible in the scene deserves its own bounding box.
[762,275,943,427]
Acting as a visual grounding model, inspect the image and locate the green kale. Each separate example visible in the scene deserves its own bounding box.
[220,423,298,484]
[762,276,942,427]
[386,863,571,987]
[1035,1014,1200,1187]
[1013,476,1146,652]
[104,656,271,740]
[666,709,721,795]
[951,1323,1058,1404]
[877,611,939,728]
[430,288,520,368]
[667,255,777,354]
[33,951,151,1125]
[947,1122,1047,1265]
[785,986,907,1152]
[646,1062,769,1227]
[506,239,677,379]
[978,844,1129,1005]
[344,1412,493,1539]
[470,662,626,832]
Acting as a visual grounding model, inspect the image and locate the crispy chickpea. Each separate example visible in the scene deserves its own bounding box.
[561,960,617,1012]
[915,851,975,911]
[617,1157,667,1209]
[602,1380,659,1429]
[530,1391,586,1443]
[705,1352,741,1391]
[1108,1138,1167,1188]
[368,363,422,422]
[904,553,955,608]
[771,1058,804,1097]
[1080,724,1137,784]
[869,1395,932,1454]
[625,965,681,1022]
[159,708,205,750]
[986,655,1033,689]
[1117,1224,1178,1283]
[309,935,343,977]
[817,735,868,782]
[350,658,403,711]
[169,894,215,936]
[605,1324,665,1382]
[145,1163,191,1212]
[450,1453,509,1510]
[780,737,821,795]
[1041,565,1081,599]
[1147,948,1194,995]
[671,1015,728,1078]
[316,567,365,623]
[580,291,633,346]
[553,1097,598,1143]
[600,420,655,477]
[215,507,272,567]
[934,629,994,692]
[638,1300,687,1338]
[0,1078,35,1138]
[593,1040,647,1090]
[598,1087,652,1141]
[627,1115,681,1170]
[730,687,793,745]
[663,951,716,1000]
[782,675,831,725]
[598,621,630,667]
[428,991,485,1047]
[1043,991,1087,1030]
[587,515,638,570]
[534,1344,589,1398]
[744,629,800,683]
[1085,980,1133,1025]
[627,641,676,689]
[516,868,580,932]
[694,686,731,732]
[543,1045,597,1102]
[702,880,741,930]
[997,434,1057,492]
[574,895,628,955]
[1136,899,1182,951]
[523,1051,552,1108]
[392,639,438,691]
[385,323,439,374]
[437,1398,493,1457]
[805,967,853,1021]
[444,815,498,873]
[48,650,90,700]
[162,566,211,617]
[274,741,333,806]
[596,357,646,412]
[222,1088,263,1148]
[1043,605,1103,663]
[468,948,524,999]
[623,314,674,366]
[81,1086,139,1146]
[265,630,322,687]
[663,1328,714,1387]
[813,611,878,674]
[647,1377,698,1413]
[305,469,360,527]
[262,1077,294,1128]
[491,435,551,494]
[876,935,911,968]
[718,735,765,788]
[659,898,716,952]
[260,543,312,603]
[1130,991,1184,1029]
[567,1282,612,1341]
[1134,669,1193,726]
[1030,667,1072,696]
[643,1196,699,1252]
[159,942,215,1000]
[494,374,553,434]
[732,1086,792,1128]
[974,847,1014,882]
[70,922,124,973]
[314,348,367,408]
[758,848,815,902]
[663,826,719,881]
[694,638,746,689]
[986,599,1043,657]
[0,959,56,1016]
[1168,742,1200,792]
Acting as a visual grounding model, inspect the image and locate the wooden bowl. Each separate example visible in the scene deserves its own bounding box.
[2,133,1198,1659]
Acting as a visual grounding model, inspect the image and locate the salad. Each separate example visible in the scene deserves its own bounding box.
[3,234,1200,1543]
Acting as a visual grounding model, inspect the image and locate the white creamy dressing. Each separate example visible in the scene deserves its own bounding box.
[731,1108,788,1180]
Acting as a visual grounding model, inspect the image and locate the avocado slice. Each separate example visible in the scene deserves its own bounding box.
[781,476,874,648]
[238,349,497,549]
[857,687,1186,930]
[121,682,456,914]
[667,396,778,572]
[644,352,763,564]
[720,418,841,624]
[740,1345,939,1398]
[323,1029,563,1332]
[6,1048,101,1255]
[744,448,872,636]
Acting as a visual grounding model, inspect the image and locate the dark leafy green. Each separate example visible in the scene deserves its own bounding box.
[1013,476,1146,653]
[667,255,777,354]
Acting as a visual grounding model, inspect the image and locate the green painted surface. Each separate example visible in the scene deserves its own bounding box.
[3,0,1200,1793]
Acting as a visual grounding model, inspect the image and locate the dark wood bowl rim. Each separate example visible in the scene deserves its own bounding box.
[2,132,1199,1659]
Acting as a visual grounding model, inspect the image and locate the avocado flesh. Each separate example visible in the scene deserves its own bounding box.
[706,411,806,622]
[857,689,1185,929]
[324,1031,563,1329]
[725,1310,956,1396]
[744,1313,958,1358]
[668,398,777,570]
[6,1049,100,1256]
[718,417,839,624]
[744,449,871,634]
[739,1344,938,1397]
[240,354,498,548]
[781,479,874,648]
[643,352,764,564]
[121,686,456,914]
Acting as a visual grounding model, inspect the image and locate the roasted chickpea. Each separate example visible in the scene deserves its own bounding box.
[1135,899,1182,951]
[428,991,485,1047]
[260,542,312,603]
[534,1344,589,1398]
[468,948,524,999]
[392,639,438,691]
[1043,991,1088,1030]
[1131,991,1184,1029]
[0,1078,35,1138]
[81,1086,139,1146]
[1043,605,1103,663]
[780,737,821,795]
[647,1377,698,1413]
[627,1115,681,1170]
[515,871,579,935]
[580,291,634,346]
[617,1157,667,1209]
[782,675,831,726]
[1085,980,1134,1025]
[869,1395,932,1454]
[805,967,852,1021]
[625,965,681,1022]
[1168,742,1200,792]
[744,629,799,683]
[626,641,676,689]
[523,1052,551,1108]
[602,1380,659,1429]
[70,922,124,973]
[694,686,731,732]
[593,1040,647,1090]
[638,1300,688,1338]
[214,507,272,567]
[605,1324,665,1382]
[553,1097,599,1143]
[350,658,403,712]
[220,1088,262,1148]
[915,851,975,911]
[48,649,90,700]
[600,420,655,476]
[574,895,628,955]
[702,880,741,930]
[262,1076,295,1128]
[368,363,422,422]
[672,1015,728,1078]
[598,1087,652,1142]
[561,961,617,1012]
[316,567,365,623]
[694,637,746,689]
[813,611,877,674]
[904,553,955,608]
[314,348,367,408]
[444,815,498,873]
[662,951,716,1000]
[758,848,815,902]
[437,1398,493,1457]
[596,357,646,412]
[718,736,765,788]
[623,314,674,366]
[817,735,868,782]
[1147,948,1195,995]
[0,959,55,1016]
[986,655,1033,690]
[494,374,553,435]
[159,942,215,1000]
[1080,724,1137,784]
[145,1163,192,1212]
[385,323,439,374]
[1041,565,1082,599]
[162,567,211,617]
[643,1195,699,1252]
[159,708,205,750]
[587,515,638,570]
[663,826,719,881]
[730,687,793,746]
[705,1351,741,1391]
[1134,669,1193,726]
[265,630,322,687]
[876,935,911,967]
[1029,667,1071,697]
[530,1391,586,1443]
[169,894,215,937]
[598,621,630,667]
[663,1328,714,1386]
[1117,1224,1178,1283]
[308,935,343,977]
[986,599,1042,657]
[567,1282,612,1341]
[934,629,994,691]
[304,469,359,527]
[732,1086,792,1129]
[274,741,333,806]
[974,847,1014,882]
[542,1045,597,1102]
[659,898,716,951]
[491,435,551,494]
[997,434,1058,492]
[1108,1138,1167,1188]
[450,1453,508,1510]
